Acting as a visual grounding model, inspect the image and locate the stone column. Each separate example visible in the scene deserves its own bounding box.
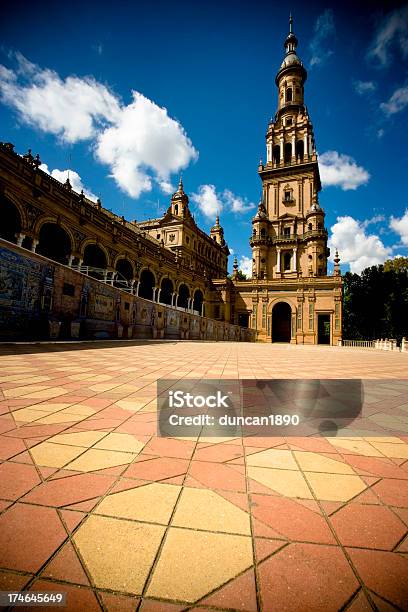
[31,239,39,253]
[279,137,284,164]
[77,258,83,271]
[292,247,297,272]
[157,288,162,303]
[276,248,281,273]
[291,134,296,161]
[68,255,75,267]
[16,233,25,247]
[304,133,308,157]
[136,281,140,297]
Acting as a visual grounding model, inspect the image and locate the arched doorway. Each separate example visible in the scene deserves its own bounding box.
[138,269,155,301]
[193,289,204,314]
[0,197,22,243]
[37,223,71,264]
[160,278,173,305]
[177,284,190,309]
[272,302,292,343]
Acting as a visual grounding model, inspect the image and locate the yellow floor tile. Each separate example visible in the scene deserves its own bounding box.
[248,466,313,498]
[66,448,136,472]
[12,408,51,422]
[30,441,83,468]
[328,438,383,456]
[369,441,408,459]
[73,515,164,594]
[246,448,298,470]
[95,483,181,524]
[305,472,367,501]
[172,488,251,535]
[146,527,253,602]
[48,431,108,448]
[293,451,355,474]
[94,432,145,453]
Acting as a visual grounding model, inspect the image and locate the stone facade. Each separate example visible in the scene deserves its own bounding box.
[229,18,343,345]
[0,240,254,342]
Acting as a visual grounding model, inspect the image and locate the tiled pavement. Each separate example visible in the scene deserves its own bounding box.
[0,341,407,611]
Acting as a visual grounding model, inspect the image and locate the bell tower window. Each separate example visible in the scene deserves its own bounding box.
[286,87,292,102]
[283,252,291,271]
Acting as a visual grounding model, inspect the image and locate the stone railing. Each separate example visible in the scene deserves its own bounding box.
[338,340,375,348]
[374,338,408,352]
[338,338,408,352]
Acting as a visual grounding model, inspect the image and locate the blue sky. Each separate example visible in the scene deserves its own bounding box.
[1,0,408,275]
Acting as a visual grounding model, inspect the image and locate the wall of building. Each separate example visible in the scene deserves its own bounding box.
[0,240,255,342]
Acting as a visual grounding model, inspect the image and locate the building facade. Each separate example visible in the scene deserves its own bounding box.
[0,19,342,344]
[230,18,343,345]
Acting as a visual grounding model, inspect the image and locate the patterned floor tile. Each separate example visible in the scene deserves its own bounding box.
[0,461,41,500]
[330,504,407,550]
[172,487,251,535]
[0,503,67,572]
[73,515,164,594]
[304,472,367,502]
[95,483,180,524]
[146,527,253,602]
[258,543,359,611]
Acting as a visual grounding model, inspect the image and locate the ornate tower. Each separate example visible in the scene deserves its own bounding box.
[251,16,329,279]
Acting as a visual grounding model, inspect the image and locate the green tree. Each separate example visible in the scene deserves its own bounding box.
[343,262,408,341]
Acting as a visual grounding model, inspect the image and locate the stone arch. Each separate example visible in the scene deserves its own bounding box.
[114,258,134,290]
[177,283,190,309]
[193,288,204,314]
[82,243,108,279]
[36,222,72,265]
[138,268,156,301]
[0,194,22,243]
[160,277,174,305]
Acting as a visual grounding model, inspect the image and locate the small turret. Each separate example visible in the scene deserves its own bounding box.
[169,175,190,218]
[210,215,225,246]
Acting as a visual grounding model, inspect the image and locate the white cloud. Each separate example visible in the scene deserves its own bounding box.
[191,185,255,218]
[319,151,370,191]
[309,9,335,67]
[354,80,376,95]
[223,189,255,213]
[380,85,408,115]
[390,209,408,245]
[40,163,97,202]
[191,184,222,218]
[0,52,197,199]
[329,216,392,274]
[362,214,385,228]
[368,5,408,67]
[95,92,197,198]
[0,53,120,143]
[239,255,252,278]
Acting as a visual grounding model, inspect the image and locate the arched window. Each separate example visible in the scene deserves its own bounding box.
[273,145,280,164]
[0,196,21,244]
[296,140,304,161]
[177,284,190,309]
[260,228,266,237]
[160,277,173,305]
[308,223,313,231]
[138,269,155,301]
[286,87,292,102]
[284,143,292,163]
[37,223,72,265]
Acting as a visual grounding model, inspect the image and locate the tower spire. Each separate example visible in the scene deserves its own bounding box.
[289,13,293,33]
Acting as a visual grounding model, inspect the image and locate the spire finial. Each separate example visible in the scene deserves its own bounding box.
[289,13,293,33]
[178,174,183,192]
[216,214,219,226]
